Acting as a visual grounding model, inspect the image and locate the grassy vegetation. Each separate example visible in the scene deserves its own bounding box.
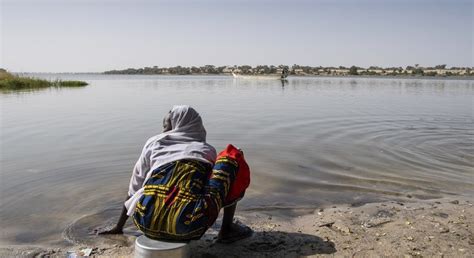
[55,80,88,87]
[0,69,88,90]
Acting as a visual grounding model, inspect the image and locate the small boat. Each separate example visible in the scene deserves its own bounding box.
[232,68,289,80]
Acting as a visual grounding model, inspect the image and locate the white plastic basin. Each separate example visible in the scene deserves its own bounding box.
[134,235,189,258]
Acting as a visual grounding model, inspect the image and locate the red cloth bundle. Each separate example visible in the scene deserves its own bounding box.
[216,144,251,204]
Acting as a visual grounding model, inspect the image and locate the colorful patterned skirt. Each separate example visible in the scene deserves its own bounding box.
[132,144,250,241]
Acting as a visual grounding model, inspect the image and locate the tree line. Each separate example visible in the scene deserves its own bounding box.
[104,64,472,76]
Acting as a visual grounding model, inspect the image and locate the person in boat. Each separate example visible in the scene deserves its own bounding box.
[99,105,252,243]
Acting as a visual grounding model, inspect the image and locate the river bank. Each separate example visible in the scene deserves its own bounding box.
[1,197,472,257]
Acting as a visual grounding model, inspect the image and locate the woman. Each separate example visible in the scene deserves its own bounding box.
[99,105,252,243]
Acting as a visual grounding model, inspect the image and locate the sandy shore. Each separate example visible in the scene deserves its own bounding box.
[1,197,472,257]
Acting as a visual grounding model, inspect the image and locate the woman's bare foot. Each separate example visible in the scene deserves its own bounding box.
[217,222,253,243]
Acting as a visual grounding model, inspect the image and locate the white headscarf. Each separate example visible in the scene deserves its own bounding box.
[145,105,216,171]
[161,105,207,143]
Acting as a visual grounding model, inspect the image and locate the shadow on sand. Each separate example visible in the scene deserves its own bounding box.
[65,209,336,257]
[190,231,336,258]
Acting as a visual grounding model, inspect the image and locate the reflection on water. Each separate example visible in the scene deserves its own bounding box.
[1,75,473,246]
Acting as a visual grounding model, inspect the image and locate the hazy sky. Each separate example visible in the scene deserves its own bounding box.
[1,0,472,72]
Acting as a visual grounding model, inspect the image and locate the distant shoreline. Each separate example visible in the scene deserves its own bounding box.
[17,72,474,81]
[103,65,473,78]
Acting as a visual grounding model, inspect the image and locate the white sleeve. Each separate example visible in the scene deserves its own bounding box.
[128,143,151,197]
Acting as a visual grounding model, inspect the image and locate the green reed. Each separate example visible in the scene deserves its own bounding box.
[0,69,88,90]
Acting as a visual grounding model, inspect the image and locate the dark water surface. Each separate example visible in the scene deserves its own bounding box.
[1,75,473,245]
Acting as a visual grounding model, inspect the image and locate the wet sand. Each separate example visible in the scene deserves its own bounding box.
[1,197,472,257]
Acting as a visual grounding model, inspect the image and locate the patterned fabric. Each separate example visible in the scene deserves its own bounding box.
[132,156,240,241]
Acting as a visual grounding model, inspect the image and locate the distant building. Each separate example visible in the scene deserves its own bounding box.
[332,69,349,75]
[294,68,305,75]
[222,67,234,73]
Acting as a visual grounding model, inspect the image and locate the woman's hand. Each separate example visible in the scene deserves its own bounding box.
[96,198,130,235]
[97,226,123,235]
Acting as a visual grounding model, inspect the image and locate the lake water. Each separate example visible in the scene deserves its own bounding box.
[1,75,473,246]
